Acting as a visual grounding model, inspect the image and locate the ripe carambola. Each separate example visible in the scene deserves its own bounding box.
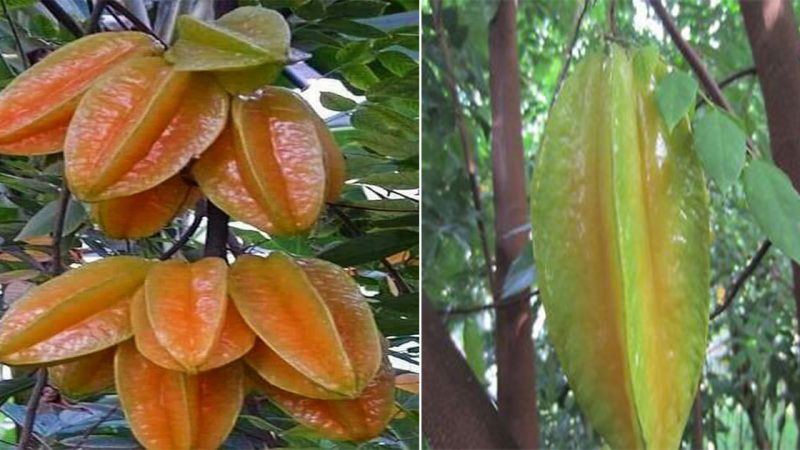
[115,340,243,450]
[530,46,710,449]
[0,32,161,155]
[193,87,345,236]
[230,253,382,399]
[0,256,153,365]
[48,346,116,399]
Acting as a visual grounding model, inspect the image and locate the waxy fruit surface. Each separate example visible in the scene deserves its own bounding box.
[0,32,161,155]
[530,46,710,449]
[194,87,344,235]
[65,56,228,201]
[0,256,153,365]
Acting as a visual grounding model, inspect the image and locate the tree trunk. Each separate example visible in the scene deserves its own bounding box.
[489,1,540,448]
[740,0,800,339]
[421,295,517,449]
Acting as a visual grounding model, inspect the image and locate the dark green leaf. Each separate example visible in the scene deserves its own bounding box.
[320,91,357,111]
[692,109,746,191]
[357,171,418,189]
[294,0,326,20]
[355,130,417,158]
[320,19,388,38]
[377,50,417,76]
[317,229,417,266]
[15,198,86,241]
[340,64,380,90]
[335,41,374,64]
[0,377,34,405]
[327,0,388,18]
[743,159,800,263]
[655,70,698,132]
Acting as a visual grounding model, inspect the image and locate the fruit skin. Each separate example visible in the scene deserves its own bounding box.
[132,288,255,372]
[230,253,382,399]
[0,256,153,365]
[165,6,289,72]
[251,352,395,442]
[530,46,709,449]
[65,56,228,202]
[144,257,228,373]
[0,32,162,155]
[91,174,198,239]
[48,346,116,399]
[193,87,341,235]
[115,340,244,450]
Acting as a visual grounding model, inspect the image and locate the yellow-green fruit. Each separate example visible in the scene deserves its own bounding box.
[531,46,710,449]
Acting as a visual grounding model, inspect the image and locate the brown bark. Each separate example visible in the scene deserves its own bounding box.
[488,1,540,448]
[740,0,800,339]
[421,295,517,449]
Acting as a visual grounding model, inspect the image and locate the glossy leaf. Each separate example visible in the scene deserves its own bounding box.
[145,258,228,373]
[48,347,115,399]
[0,32,161,155]
[115,341,244,450]
[91,174,196,239]
[166,6,290,71]
[0,256,153,365]
[743,159,800,263]
[65,56,228,201]
[253,353,395,442]
[531,47,709,449]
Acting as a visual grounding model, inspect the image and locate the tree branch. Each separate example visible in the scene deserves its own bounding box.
[203,202,228,259]
[696,66,757,109]
[51,183,70,276]
[40,0,84,37]
[1,0,28,69]
[550,0,591,112]
[711,240,771,320]
[327,201,417,213]
[431,0,497,298]
[159,201,206,260]
[329,204,412,295]
[17,370,47,450]
[439,289,539,316]
[106,0,165,46]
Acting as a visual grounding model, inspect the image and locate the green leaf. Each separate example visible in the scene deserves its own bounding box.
[320,91,357,111]
[463,318,486,384]
[334,199,417,212]
[352,104,417,140]
[355,130,417,158]
[15,198,86,242]
[743,159,800,263]
[294,0,326,20]
[357,171,418,189]
[692,109,746,191]
[0,377,34,405]
[335,41,374,64]
[655,70,698,132]
[340,64,380,90]
[327,0,388,18]
[317,229,417,266]
[377,50,417,76]
[320,19,388,38]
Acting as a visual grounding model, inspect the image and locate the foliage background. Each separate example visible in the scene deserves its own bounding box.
[422,0,800,448]
[0,0,419,449]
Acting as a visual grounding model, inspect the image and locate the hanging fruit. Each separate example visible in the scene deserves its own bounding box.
[0,32,162,155]
[531,46,710,449]
[193,87,345,236]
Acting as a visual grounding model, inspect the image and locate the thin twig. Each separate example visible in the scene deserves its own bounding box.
[51,184,71,276]
[648,0,758,156]
[431,0,497,297]
[86,0,109,33]
[17,370,47,450]
[327,201,417,213]
[106,0,166,46]
[550,0,591,112]
[40,0,84,37]
[439,289,540,316]
[1,0,28,69]
[227,233,244,257]
[697,66,757,109]
[330,204,413,295]
[159,202,206,261]
[71,406,119,448]
[710,240,772,320]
